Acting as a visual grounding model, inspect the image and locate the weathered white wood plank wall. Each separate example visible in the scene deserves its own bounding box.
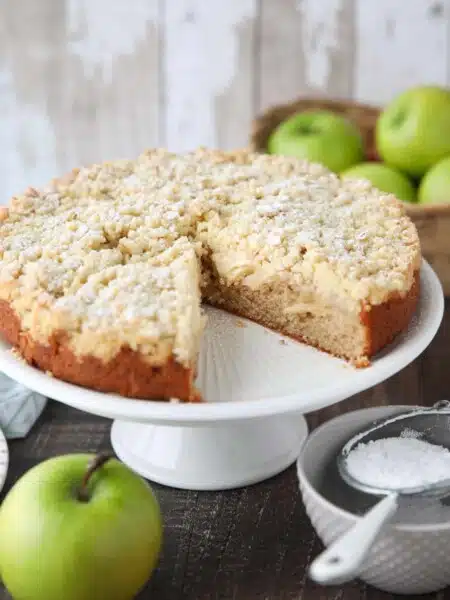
[0,0,449,201]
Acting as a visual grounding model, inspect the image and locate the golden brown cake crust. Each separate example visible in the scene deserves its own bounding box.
[0,300,199,402]
[361,270,420,360]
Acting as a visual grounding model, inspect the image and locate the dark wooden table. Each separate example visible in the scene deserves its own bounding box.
[1,304,449,600]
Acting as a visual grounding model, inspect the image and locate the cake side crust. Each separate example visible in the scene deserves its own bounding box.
[0,300,200,402]
[361,269,420,359]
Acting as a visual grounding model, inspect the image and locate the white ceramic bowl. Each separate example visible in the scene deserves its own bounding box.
[297,405,450,595]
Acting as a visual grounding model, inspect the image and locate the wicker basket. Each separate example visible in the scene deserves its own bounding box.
[250,97,450,296]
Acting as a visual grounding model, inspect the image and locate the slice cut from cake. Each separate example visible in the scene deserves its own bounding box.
[0,234,204,401]
[0,149,421,401]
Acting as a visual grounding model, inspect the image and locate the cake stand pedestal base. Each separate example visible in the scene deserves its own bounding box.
[111,413,308,491]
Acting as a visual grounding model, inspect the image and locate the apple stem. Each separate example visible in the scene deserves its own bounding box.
[77,452,114,502]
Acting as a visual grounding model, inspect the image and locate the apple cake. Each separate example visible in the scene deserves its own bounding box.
[0,149,421,401]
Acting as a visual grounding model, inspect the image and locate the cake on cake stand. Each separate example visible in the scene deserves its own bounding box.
[0,261,443,491]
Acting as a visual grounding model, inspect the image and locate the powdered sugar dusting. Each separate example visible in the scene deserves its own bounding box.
[401,427,423,440]
[345,437,450,492]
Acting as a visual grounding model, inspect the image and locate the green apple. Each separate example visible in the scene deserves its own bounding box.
[376,86,450,178]
[0,453,163,600]
[341,162,417,203]
[418,155,450,205]
[267,109,365,173]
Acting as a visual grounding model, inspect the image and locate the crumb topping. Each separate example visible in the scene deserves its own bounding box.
[0,148,420,363]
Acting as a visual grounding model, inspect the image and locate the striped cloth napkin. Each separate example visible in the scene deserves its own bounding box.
[0,372,47,439]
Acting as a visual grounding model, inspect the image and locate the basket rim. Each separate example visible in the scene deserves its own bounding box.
[253,95,381,119]
[405,202,450,216]
[250,96,381,142]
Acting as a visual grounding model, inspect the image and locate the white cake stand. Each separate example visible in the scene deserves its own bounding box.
[0,261,443,491]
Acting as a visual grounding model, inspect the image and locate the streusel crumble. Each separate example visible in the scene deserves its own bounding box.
[0,148,421,400]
